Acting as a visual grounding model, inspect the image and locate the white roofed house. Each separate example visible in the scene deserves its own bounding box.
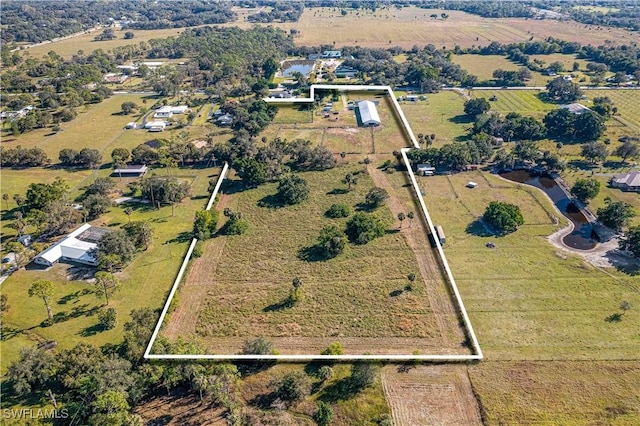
[610,170,640,192]
[357,100,381,126]
[33,224,110,267]
[154,106,173,119]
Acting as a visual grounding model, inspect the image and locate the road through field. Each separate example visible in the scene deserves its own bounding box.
[369,166,468,350]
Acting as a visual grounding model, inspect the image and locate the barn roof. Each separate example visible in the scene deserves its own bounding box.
[357,100,380,125]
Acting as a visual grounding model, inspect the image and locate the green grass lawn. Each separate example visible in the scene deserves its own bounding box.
[0,166,221,374]
[471,89,555,120]
[399,91,468,145]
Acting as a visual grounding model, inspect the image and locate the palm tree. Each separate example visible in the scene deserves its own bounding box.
[292,277,302,289]
[2,193,9,210]
[397,212,406,228]
[344,173,353,190]
[94,271,119,306]
[406,273,416,291]
[407,212,414,228]
[13,194,25,215]
[124,207,133,223]
[29,279,55,322]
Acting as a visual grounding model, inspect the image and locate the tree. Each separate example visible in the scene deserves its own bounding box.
[124,207,133,223]
[123,221,153,250]
[597,197,635,231]
[94,271,119,306]
[87,177,116,196]
[406,272,416,291]
[326,203,351,218]
[276,175,310,205]
[365,187,389,208]
[570,179,601,204]
[407,211,415,228]
[84,194,112,218]
[315,225,347,258]
[6,346,57,395]
[314,401,334,426]
[96,229,136,269]
[614,141,640,163]
[28,279,55,322]
[58,148,79,166]
[581,142,608,164]
[546,77,582,102]
[574,111,606,141]
[193,210,219,239]
[271,372,310,405]
[619,226,640,258]
[111,148,131,164]
[343,173,358,190]
[13,194,26,215]
[120,101,137,115]
[318,365,333,382]
[321,341,344,355]
[346,212,386,245]
[350,361,379,391]
[26,182,64,209]
[124,31,135,39]
[397,212,406,228]
[2,193,9,210]
[464,98,490,117]
[89,390,130,426]
[98,307,117,330]
[483,201,524,234]
[77,148,102,169]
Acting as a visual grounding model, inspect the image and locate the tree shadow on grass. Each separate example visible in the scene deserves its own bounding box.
[52,304,100,324]
[263,297,294,312]
[79,323,105,337]
[448,114,474,124]
[465,219,495,237]
[604,250,640,276]
[257,194,286,209]
[58,288,92,305]
[297,245,332,263]
[568,159,597,171]
[166,231,193,244]
[605,313,623,323]
[318,377,359,403]
[327,188,350,195]
[389,289,404,297]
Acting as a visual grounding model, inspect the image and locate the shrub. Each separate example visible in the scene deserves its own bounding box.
[345,213,386,245]
[192,241,204,258]
[277,175,310,205]
[482,201,524,234]
[223,218,249,235]
[365,187,389,208]
[270,371,310,404]
[326,203,351,218]
[321,341,344,355]
[315,225,347,258]
[318,366,334,382]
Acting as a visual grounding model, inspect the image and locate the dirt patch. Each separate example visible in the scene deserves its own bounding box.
[382,364,482,425]
[134,387,226,425]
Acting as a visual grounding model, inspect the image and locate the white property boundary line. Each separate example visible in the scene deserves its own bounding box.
[144,85,482,361]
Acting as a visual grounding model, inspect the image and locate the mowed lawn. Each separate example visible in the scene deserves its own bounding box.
[399,91,469,145]
[179,166,442,351]
[470,89,555,120]
[0,166,221,374]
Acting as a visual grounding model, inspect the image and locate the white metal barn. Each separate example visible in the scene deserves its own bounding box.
[357,100,381,126]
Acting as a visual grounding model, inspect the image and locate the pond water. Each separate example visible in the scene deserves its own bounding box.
[282,61,315,77]
[500,170,597,250]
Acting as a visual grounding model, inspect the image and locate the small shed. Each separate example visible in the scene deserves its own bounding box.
[406,95,419,102]
[435,225,446,245]
[112,165,148,177]
[417,164,435,176]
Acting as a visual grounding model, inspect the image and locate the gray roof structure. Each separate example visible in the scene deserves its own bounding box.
[357,100,381,126]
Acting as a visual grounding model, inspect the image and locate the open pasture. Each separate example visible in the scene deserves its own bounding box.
[399,91,468,145]
[162,163,470,355]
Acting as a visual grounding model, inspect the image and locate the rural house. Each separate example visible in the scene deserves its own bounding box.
[154,106,174,119]
[357,100,381,126]
[33,224,109,267]
[610,170,640,192]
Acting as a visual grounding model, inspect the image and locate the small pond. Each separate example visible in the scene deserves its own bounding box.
[500,170,597,250]
[282,60,315,77]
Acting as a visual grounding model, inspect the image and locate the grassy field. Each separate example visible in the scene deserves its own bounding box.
[164,165,458,355]
[398,91,468,145]
[230,6,638,49]
[417,169,640,422]
[22,27,194,60]
[0,166,221,374]
[470,88,555,120]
